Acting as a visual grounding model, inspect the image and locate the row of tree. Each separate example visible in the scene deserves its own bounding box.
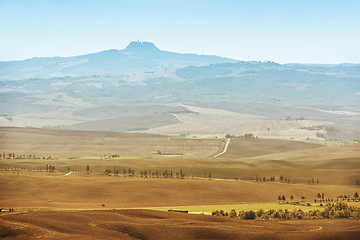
[99,165,186,179]
[212,201,360,220]
[100,154,121,160]
[255,175,324,185]
[256,175,291,183]
[45,164,56,172]
[1,153,59,160]
[225,133,257,138]
[138,168,186,178]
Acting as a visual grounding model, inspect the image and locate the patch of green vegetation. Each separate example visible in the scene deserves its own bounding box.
[213,201,360,220]
[169,137,226,141]
[301,138,357,146]
[146,203,323,215]
[301,125,324,131]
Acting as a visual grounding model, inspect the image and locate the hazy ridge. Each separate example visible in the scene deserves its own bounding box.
[0,41,359,140]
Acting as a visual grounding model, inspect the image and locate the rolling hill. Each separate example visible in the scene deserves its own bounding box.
[0,41,237,80]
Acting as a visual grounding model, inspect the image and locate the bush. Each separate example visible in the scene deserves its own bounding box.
[256,209,264,217]
[229,209,237,218]
[211,201,360,221]
[241,210,256,219]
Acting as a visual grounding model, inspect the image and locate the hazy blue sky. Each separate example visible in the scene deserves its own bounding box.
[1,0,359,63]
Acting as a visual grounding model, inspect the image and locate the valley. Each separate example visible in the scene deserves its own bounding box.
[1,41,359,239]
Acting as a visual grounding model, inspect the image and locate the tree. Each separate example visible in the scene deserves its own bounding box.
[123,169,126,175]
[86,164,90,172]
[229,209,237,218]
[290,195,294,200]
[322,192,325,200]
[317,193,321,198]
[242,210,256,219]
[179,169,185,178]
[208,173,212,179]
[282,195,286,201]
[278,195,282,203]
[128,168,132,175]
[225,134,232,138]
[280,175,284,182]
[355,192,359,198]
[244,133,254,138]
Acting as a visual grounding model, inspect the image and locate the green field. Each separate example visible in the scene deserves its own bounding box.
[146,203,324,215]
[169,137,226,141]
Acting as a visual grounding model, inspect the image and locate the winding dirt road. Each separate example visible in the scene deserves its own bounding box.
[213,138,230,158]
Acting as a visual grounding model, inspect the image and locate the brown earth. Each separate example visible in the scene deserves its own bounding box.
[221,137,321,158]
[0,127,359,185]
[0,172,358,210]
[1,209,360,240]
[0,127,224,159]
[1,127,360,239]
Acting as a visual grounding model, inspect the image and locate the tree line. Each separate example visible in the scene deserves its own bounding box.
[256,175,291,183]
[101,166,186,179]
[1,152,59,160]
[212,201,360,220]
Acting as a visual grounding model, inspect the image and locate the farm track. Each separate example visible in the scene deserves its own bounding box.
[212,138,230,158]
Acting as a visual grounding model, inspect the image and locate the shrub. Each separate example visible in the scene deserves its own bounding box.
[241,210,256,219]
[229,209,237,218]
[211,201,360,221]
[256,209,264,217]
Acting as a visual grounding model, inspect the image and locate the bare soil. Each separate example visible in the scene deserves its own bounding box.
[1,209,360,240]
[0,172,358,210]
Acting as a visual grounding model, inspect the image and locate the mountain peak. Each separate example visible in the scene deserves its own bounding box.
[123,41,160,52]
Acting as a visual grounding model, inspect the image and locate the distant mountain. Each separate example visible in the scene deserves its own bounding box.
[1,56,359,140]
[0,41,238,80]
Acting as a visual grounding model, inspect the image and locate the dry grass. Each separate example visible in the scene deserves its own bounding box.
[0,172,358,210]
[1,126,359,239]
[1,209,360,239]
[141,104,332,140]
[221,137,321,158]
[0,127,359,185]
[0,127,223,159]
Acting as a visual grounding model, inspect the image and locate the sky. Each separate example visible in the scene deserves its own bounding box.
[0,0,359,63]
